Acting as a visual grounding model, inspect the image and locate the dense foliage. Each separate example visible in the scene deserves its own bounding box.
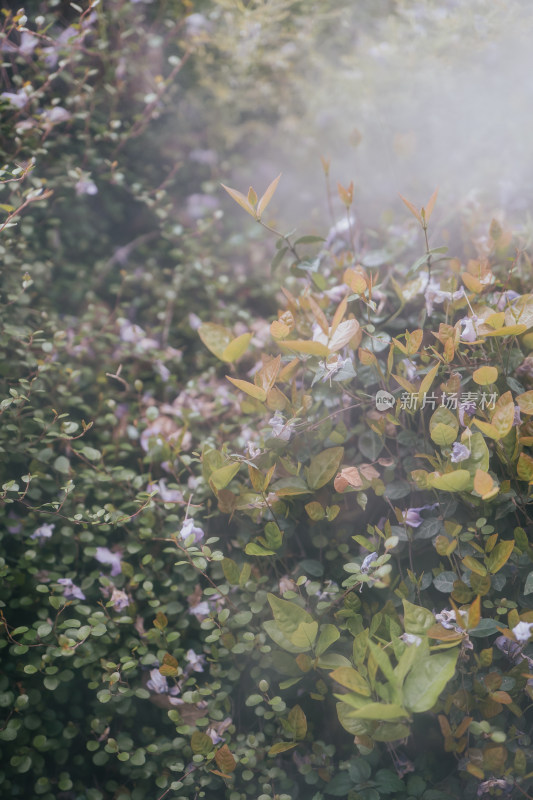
[1,2,533,800]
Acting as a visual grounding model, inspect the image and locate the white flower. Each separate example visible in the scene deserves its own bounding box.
[94,547,122,576]
[459,315,479,342]
[185,649,206,673]
[424,281,464,315]
[400,633,422,646]
[1,87,30,108]
[180,518,204,544]
[512,621,533,643]
[245,441,261,459]
[268,411,293,442]
[31,523,55,541]
[146,669,169,694]
[189,601,210,621]
[147,479,183,504]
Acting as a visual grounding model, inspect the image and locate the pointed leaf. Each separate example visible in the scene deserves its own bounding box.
[220,183,256,217]
[486,540,514,574]
[268,741,297,756]
[348,703,408,720]
[290,621,318,650]
[403,649,459,712]
[215,744,236,773]
[257,173,281,217]
[226,376,266,401]
[288,704,307,740]
[424,187,439,222]
[209,462,240,491]
[399,194,421,223]
[330,666,371,696]
[280,339,329,356]
[222,332,252,363]
[427,470,471,491]
[316,624,340,656]
[307,447,344,490]
[198,323,233,360]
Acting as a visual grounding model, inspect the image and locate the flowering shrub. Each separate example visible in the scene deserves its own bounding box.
[1,2,533,800]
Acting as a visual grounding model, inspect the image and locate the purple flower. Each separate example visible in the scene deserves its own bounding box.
[496,290,520,311]
[57,578,86,600]
[180,518,204,544]
[1,87,30,109]
[459,401,477,426]
[360,552,378,573]
[189,601,210,621]
[402,503,438,528]
[94,547,122,576]
[513,406,522,426]
[148,479,183,504]
[110,588,130,611]
[424,282,465,315]
[31,523,55,541]
[451,443,471,463]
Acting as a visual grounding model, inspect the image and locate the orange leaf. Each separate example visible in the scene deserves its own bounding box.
[399,193,421,223]
[257,173,281,217]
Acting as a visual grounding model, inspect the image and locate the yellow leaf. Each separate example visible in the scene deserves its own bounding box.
[226,377,266,402]
[424,187,439,222]
[473,469,498,500]
[419,362,440,399]
[257,173,282,217]
[486,540,514,574]
[247,186,258,207]
[472,419,500,440]
[482,324,527,338]
[461,272,484,294]
[331,295,348,335]
[220,183,256,217]
[271,319,290,339]
[358,348,378,366]
[473,366,498,385]
[462,555,487,576]
[491,400,514,439]
[256,355,281,394]
[467,596,481,629]
[516,391,533,416]
[399,193,421,223]
[198,323,233,360]
[330,666,371,696]
[222,332,252,363]
[428,470,471,492]
[517,452,533,482]
[308,295,329,335]
[268,742,297,756]
[343,268,367,295]
[266,386,288,410]
[484,312,506,329]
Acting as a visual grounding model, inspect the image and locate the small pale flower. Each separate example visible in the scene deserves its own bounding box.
[268,411,293,441]
[512,621,533,643]
[245,441,261,459]
[146,669,169,694]
[31,523,55,541]
[513,406,522,426]
[189,601,210,621]
[57,577,85,600]
[459,315,479,343]
[496,290,520,311]
[75,178,98,196]
[424,282,465,316]
[185,649,206,673]
[95,546,122,576]
[435,609,456,630]
[451,442,471,463]
[180,518,204,544]
[360,552,378,573]
[147,479,183,504]
[400,633,422,646]
[110,588,129,611]
[1,87,30,108]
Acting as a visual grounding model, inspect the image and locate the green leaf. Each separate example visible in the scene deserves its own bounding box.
[347,703,409,720]
[290,620,318,650]
[402,599,434,635]
[306,446,344,490]
[198,323,233,360]
[403,649,459,712]
[264,521,283,550]
[429,406,458,446]
[209,462,240,490]
[267,593,313,633]
[287,704,307,739]
[427,470,470,492]
[191,731,213,755]
[329,666,371,696]
[315,624,340,657]
[221,557,240,585]
[486,539,514,573]
[245,542,275,556]
[268,741,297,756]
[324,772,356,796]
[221,332,252,363]
[524,571,533,596]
